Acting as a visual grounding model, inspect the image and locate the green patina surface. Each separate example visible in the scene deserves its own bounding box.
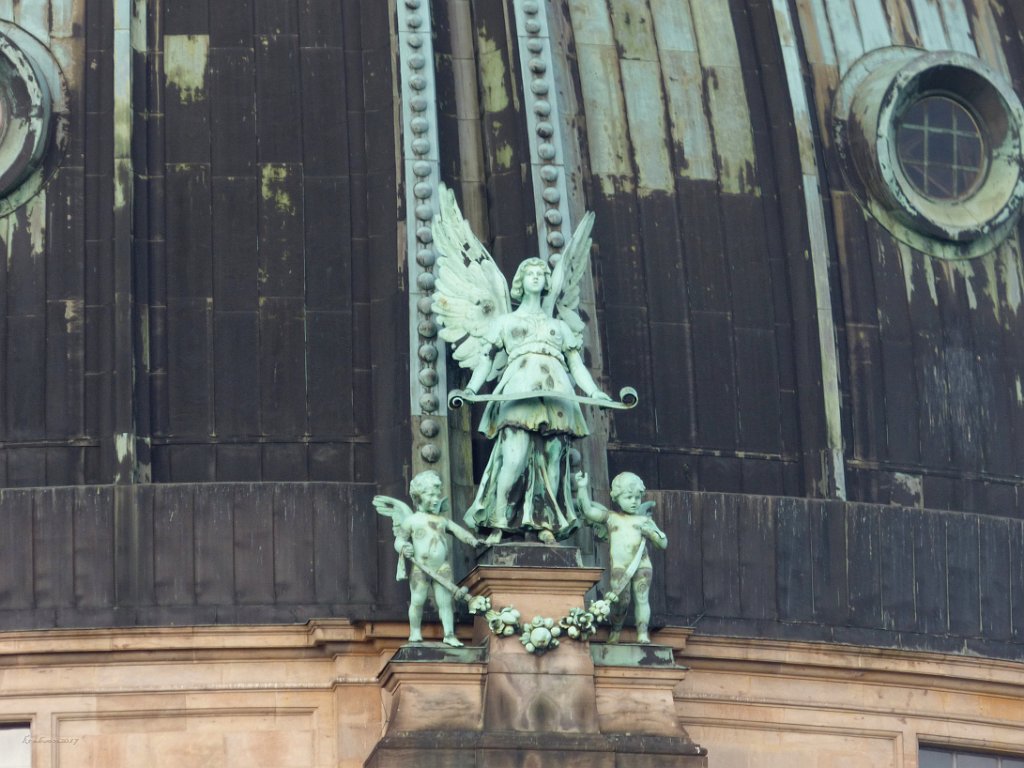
[590,642,677,668]
[260,164,295,214]
[164,34,209,104]
[390,644,488,664]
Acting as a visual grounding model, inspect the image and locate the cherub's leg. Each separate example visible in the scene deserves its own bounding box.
[633,568,653,643]
[488,429,530,542]
[434,582,463,647]
[607,567,629,644]
[408,571,429,642]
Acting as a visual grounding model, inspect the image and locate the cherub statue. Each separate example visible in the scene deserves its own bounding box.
[431,185,618,545]
[373,470,483,647]
[575,471,668,644]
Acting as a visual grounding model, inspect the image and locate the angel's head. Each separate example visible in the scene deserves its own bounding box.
[409,470,443,513]
[510,258,552,301]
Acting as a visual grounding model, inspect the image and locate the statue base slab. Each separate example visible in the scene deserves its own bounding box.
[378,644,488,732]
[591,643,690,737]
[365,545,707,767]
[364,731,707,767]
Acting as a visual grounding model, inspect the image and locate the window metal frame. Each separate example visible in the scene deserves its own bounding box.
[833,48,1024,259]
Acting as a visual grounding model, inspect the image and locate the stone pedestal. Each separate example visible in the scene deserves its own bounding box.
[378,645,488,732]
[466,544,604,735]
[591,644,690,737]
[365,545,707,767]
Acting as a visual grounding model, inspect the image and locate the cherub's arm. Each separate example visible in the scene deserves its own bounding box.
[566,349,611,401]
[446,519,483,548]
[394,523,414,558]
[574,472,609,524]
[641,517,668,550]
[373,496,416,558]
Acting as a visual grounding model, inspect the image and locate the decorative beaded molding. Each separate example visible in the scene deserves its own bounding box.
[512,0,573,268]
[397,0,448,469]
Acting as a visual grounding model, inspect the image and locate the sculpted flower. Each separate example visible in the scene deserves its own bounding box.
[519,615,560,654]
[589,599,612,620]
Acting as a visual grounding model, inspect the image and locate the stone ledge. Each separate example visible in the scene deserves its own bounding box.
[365,729,708,767]
[475,543,585,569]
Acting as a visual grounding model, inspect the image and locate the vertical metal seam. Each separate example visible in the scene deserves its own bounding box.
[511,0,572,264]
[519,0,611,502]
[114,0,137,483]
[772,0,847,499]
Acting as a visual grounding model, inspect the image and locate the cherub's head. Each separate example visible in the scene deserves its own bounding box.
[609,472,646,514]
[409,470,443,512]
[510,257,552,301]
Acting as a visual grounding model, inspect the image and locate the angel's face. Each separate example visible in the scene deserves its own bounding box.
[522,264,548,295]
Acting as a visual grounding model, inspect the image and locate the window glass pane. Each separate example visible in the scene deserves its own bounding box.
[0,725,31,768]
[927,164,955,198]
[896,95,986,200]
[1002,759,1024,768]
[921,750,955,768]
[902,127,925,162]
[926,97,955,129]
[958,756,998,768]
[958,135,982,168]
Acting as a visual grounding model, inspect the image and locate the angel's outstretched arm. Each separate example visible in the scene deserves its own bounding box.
[566,349,611,400]
[464,352,493,395]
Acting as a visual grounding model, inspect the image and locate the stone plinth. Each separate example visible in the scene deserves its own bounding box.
[591,643,690,737]
[365,731,707,767]
[462,543,604,640]
[378,644,488,732]
[365,545,707,767]
[465,544,604,734]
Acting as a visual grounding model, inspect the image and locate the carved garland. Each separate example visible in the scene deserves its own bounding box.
[466,594,615,655]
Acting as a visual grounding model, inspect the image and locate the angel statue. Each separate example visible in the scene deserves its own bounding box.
[374,470,485,646]
[432,185,632,546]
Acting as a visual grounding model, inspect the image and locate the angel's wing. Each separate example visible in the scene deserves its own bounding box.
[543,211,595,336]
[373,495,413,532]
[431,185,512,381]
[373,496,414,580]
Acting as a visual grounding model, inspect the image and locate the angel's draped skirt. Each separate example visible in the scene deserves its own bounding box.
[463,429,580,539]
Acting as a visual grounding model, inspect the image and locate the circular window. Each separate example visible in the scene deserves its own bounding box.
[834,49,1024,259]
[0,24,67,214]
[896,95,987,200]
[0,94,8,145]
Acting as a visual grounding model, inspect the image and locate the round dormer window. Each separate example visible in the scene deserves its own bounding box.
[0,24,67,214]
[834,48,1024,259]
